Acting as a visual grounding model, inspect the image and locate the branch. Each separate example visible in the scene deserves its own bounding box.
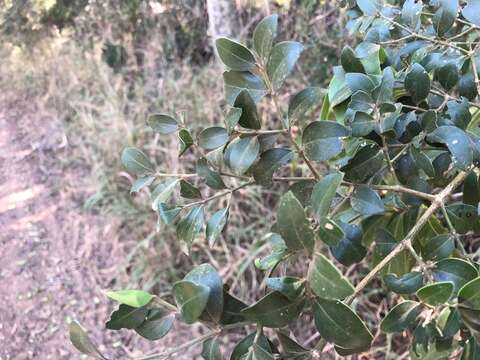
[183,181,253,209]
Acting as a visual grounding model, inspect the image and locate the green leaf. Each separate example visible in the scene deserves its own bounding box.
[433,0,458,36]
[172,280,209,324]
[427,126,473,170]
[461,337,480,360]
[351,186,385,217]
[135,309,175,341]
[459,277,480,310]
[105,290,153,308]
[105,304,148,330]
[357,0,382,16]
[233,90,261,130]
[459,73,478,101]
[402,0,423,29]
[313,298,373,352]
[463,172,480,206]
[180,179,202,199]
[197,158,226,190]
[341,46,365,73]
[252,148,293,186]
[241,291,303,328]
[147,113,178,134]
[151,178,179,210]
[463,0,480,26]
[215,37,256,71]
[69,321,106,360]
[225,107,242,134]
[201,338,221,360]
[310,172,343,218]
[254,233,288,270]
[416,282,454,306]
[345,73,376,93]
[253,14,278,61]
[230,332,272,360]
[276,191,315,253]
[288,87,322,125]
[341,144,384,183]
[179,128,194,157]
[331,222,366,266]
[225,136,260,175]
[405,63,431,104]
[328,67,352,108]
[276,331,308,357]
[131,175,155,193]
[384,271,424,295]
[121,147,155,175]
[458,307,480,338]
[184,264,224,323]
[380,300,422,333]
[198,127,229,150]
[267,41,303,90]
[157,203,182,225]
[176,206,205,248]
[433,258,478,293]
[220,290,248,325]
[251,343,275,360]
[308,253,354,299]
[316,218,345,246]
[446,203,480,234]
[223,71,267,105]
[302,121,348,161]
[410,147,435,178]
[265,277,305,300]
[437,62,459,91]
[206,208,228,247]
[421,234,454,261]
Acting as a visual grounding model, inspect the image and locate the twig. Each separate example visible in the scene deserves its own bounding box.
[183,181,253,209]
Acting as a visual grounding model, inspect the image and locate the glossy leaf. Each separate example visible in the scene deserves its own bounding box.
[427,126,473,170]
[384,271,424,295]
[459,277,480,310]
[267,41,303,90]
[135,309,175,341]
[220,290,248,325]
[157,203,182,225]
[198,127,229,150]
[105,290,153,308]
[421,234,454,261]
[147,113,178,134]
[405,64,430,104]
[341,46,365,73]
[225,107,242,134]
[433,258,478,293]
[225,136,260,175]
[357,0,382,16]
[310,172,343,219]
[351,186,385,217]
[463,0,480,26]
[433,0,458,36]
[331,222,366,266]
[223,71,266,105]
[276,191,315,253]
[416,282,454,306]
[437,62,459,91]
[308,253,354,299]
[233,90,261,130]
[276,331,308,357]
[172,280,209,324]
[252,148,293,186]
[216,37,256,71]
[121,147,154,175]
[105,304,148,330]
[230,332,272,360]
[69,321,106,360]
[253,14,278,61]
[265,277,305,299]
[380,301,422,333]
[341,144,384,183]
[176,206,205,247]
[206,208,228,247]
[463,172,480,206]
[317,218,345,246]
[302,121,348,161]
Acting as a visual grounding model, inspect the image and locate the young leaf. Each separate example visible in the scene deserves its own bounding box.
[416,282,454,306]
[179,128,194,157]
[121,147,155,175]
[458,277,480,310]
[252,148,293,186]
[433,258,478,293]
[308,253,354,299]
[276,191,315,253]
[147,113,178,134]
[351,186,385,217]
[105,304,148,330]
[253,14,278,61]
[267,41,303,90]
[215,37,256,71]
[105,290,153,308]
[241,291,303,328]
[180,179,202,199]
[288,87,322,125]
[172,280,209,324]
[310,172,343,218]
[223,71,267,105]
[405,63,430,104]
[206,208,229,247]
[313,298,373,352]
[69,321,107,360]
[176,206,205,248]
[201,338,221,360]
[234,90,261,130]
[135,309,175,341]
[302,121,348,161]
[380,301,422,333]
[198,127,228,150]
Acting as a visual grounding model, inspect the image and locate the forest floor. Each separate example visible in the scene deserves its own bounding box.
[0,93,193,359]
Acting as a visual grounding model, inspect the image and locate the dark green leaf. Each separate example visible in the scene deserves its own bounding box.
[341,46,365,73]
[252,148,293,186]
[225,107,242,134]
[206,208,229,247]
[288,180,315,206]
[265,277,305,299]
[458,307,480,337]
[225,136,260,175]
[459,277,480,310]
[313,298,373,351]
[380,300,422,333]
[302,121,348,161]
[351,186,385,217]
[215,37,256,71]
[317,218,345,246]
[253,14,278,61]
[459,73,478,101]
[328,67,352,108]
[254,233,288,270]
[179,128,194,157]
[180,179,202,199]
[106,304,148,330]
[421,234,454,261]
[345,73,376,93]
[176,206,204,248]
[310,172,343,218]
[251,343,275,360]
[223,71,267,105]
[172,280,209,324]
[197,158,226,190]
[427,126,473,170]
[463,172,480,206]
[433,0,458,36]
[308,253,354,299]
[384,271,424,295]
[157,203,182,225]
[437,62,459,91]
[69,321,106,360]
[288,87,322,125]
[331,222,366,266]
[341,144,384,183]
[105,290,153,308]
[220,290,248,325]
[198,127,229,150]
[276,191,315,253]
[461,337,480,360]
[147,113,178,134]
[276,331,308,357]
[233,90,261,130]
[241,292,303,328]
[267,41,303,90]
[433,258,478,293]
[135,309,175,341]
[121,147,155,175]
[405,63,431,104]
[446,203,480,234]
[131,175,155,193]
[230,332,272,360]
[201,338,221,360]
[410,147,435,178]
[416,282,454,306]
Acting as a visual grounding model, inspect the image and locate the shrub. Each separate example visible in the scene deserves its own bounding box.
[71,1,480,358]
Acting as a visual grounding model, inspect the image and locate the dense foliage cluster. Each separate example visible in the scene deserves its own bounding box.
[71,1,480,358]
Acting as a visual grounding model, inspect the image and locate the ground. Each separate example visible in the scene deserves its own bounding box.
[0,94,195,359]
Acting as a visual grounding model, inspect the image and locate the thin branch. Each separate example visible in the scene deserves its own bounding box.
[367,184,436,202]
[183,181,253,209]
